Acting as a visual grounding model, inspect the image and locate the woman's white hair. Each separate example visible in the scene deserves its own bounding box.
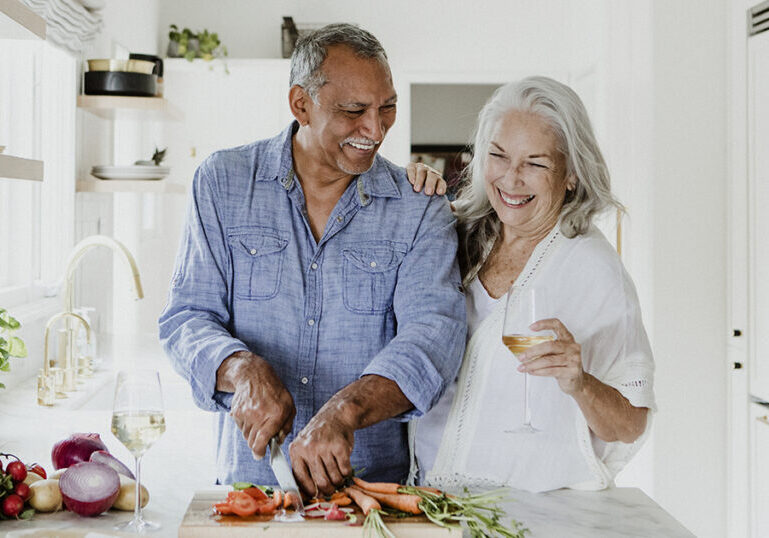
[454,76,623,283]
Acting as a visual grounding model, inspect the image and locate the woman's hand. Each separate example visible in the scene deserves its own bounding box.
[515,318,586,395]
[406,162,447,195]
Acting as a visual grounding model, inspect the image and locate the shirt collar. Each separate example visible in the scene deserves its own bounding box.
[256,121,402,203]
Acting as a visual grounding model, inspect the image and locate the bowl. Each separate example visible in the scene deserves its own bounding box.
[87,59,155,75]
[84,72,157,97]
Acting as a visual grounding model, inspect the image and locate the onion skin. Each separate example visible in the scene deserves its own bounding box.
[59,462,120,517]
[89,450,135,480]
[51,433,109,470]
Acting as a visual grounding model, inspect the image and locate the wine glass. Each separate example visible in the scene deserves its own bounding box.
[111,370,166,533]
[502,286,553,433]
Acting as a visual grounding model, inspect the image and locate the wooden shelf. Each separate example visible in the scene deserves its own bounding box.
[77,178,186,194]
[0,0,45,40]
[0,154,43,181]
[77,95,183,121]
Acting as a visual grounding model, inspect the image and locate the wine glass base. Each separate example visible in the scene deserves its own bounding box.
[505,424,541,434]
[114,518,161,533]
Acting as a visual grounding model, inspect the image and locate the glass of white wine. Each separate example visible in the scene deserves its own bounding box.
[111,370,166,533]
[502,286,553,433]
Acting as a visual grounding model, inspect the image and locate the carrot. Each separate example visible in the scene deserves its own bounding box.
[344,486,381,515]
[331,495,352,507]
[414,485,442,495]
[355,487,422,515]
[352,476,401,495]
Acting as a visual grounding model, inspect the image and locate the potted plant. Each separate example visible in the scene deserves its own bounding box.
[167,24,199,61]
[0,308,28,389]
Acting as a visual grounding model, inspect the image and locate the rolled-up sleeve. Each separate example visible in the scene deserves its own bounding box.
[158,159,249,412]
[361,197,466,419]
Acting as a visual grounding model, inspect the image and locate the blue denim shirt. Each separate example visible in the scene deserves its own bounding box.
[158,122,466,486]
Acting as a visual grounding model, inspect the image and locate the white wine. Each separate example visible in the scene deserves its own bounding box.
[502,334,554,356]
[111,410,166,457]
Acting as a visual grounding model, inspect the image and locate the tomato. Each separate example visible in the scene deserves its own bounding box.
[5,461,26,483]
[213,502,234,515]
[227,491,258,517]
[27,464,46,479]
[242,487,268,501]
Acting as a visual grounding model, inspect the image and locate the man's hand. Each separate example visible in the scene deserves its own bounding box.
[216,351,296,459]
[289,410,354,497]
[406,162,447,195]
[289,375,412,497]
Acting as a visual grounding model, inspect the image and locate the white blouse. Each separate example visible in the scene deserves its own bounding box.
[410,224,655,493]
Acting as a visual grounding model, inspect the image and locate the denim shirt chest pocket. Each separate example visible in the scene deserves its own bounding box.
[342,241,407,314]
[227,227,289,300]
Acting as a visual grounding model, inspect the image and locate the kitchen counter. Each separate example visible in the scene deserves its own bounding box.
[0,334,693,537]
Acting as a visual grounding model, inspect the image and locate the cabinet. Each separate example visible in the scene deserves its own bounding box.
[0,0,45,181]
[748,25,769,402]
[750,402,769,537]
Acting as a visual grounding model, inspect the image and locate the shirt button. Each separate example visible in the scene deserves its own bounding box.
[336,215,344,223]
[308,319,315,326]
[250,248,257,255]
[301,377,309,385]
[311,263,318,270]
[369,261,377,268]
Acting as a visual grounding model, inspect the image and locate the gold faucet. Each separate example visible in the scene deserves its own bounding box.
[38,311,90,405]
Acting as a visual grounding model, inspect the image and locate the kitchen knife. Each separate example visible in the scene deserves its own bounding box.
[269,436,305,516]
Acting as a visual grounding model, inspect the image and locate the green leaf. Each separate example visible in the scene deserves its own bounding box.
[0,317,10,330]
[0,360,10,372]
[0,349,9,364]
[0,337,7,352]
[6,315,20,330]
[0,382,5,389]
[184,50,196,61]
[8,336,27,358]
[19,508,35,519]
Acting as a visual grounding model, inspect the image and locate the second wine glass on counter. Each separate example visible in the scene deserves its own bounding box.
[502,286,554,434]
[111,370,166,533]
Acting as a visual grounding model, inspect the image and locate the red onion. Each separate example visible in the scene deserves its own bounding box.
[59,462,120,517]
[89,450,135,480]
[51,433,109,470]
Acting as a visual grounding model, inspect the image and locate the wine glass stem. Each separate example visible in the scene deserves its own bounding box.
[523,373,532,427]
[134,455,142,524]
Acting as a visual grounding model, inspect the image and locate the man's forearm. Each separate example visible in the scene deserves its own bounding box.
[320,374,414,431]
[572,373,648,443]
[216,350,266,392]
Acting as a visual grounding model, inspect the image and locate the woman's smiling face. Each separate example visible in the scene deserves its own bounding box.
[484,109,573,238]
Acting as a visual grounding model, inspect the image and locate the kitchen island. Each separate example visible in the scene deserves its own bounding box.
[0,334,693,537]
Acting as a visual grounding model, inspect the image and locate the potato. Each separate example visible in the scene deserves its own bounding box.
[23,471,44,486]
[28,479,63,512]
[111,475,149,511]
[49,468,67,480]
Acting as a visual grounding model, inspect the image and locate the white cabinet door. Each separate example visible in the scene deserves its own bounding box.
[160,59,294,188]
[750,402,769,538]
[749,30,769,402]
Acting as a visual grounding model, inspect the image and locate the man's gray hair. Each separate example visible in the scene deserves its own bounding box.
[454,76,624,284]
[289,23,389,101]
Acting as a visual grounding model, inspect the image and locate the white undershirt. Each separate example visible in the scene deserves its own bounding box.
[415,277,500,481]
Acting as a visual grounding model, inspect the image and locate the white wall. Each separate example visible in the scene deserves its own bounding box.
[649,1,728,536]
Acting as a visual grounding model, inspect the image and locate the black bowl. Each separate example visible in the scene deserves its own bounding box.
[84,71,157,97]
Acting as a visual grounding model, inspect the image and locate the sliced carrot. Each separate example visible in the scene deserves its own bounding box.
[413,485,443,495]
[352,476,400,495]
[331,495,352,507]
[344,486,381,515]
[356,488,422,515]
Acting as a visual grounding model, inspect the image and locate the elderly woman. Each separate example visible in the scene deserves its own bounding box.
[407,76,655,493]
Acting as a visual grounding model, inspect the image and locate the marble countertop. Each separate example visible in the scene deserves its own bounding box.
[0,333,693,537]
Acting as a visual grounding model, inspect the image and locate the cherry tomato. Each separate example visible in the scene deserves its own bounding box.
[14,482,30,500]
[213,502,234,515]
[27,464,46,479]
[1,494,24,517]
[6,461,26,483]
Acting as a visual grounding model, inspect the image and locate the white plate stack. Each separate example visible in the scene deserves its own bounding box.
[91,165,170,180]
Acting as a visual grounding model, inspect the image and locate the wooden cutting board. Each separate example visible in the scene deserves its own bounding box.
[179,491,462,537]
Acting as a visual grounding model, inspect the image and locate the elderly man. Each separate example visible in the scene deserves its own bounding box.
[158,23,465,496]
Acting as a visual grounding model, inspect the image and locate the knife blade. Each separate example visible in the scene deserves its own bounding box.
[269,436,305,516]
